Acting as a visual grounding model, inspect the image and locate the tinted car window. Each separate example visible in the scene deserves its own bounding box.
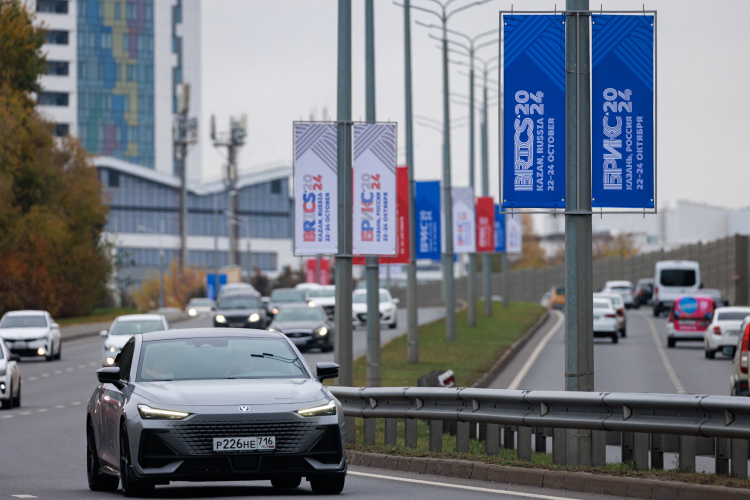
[274,308,324,322]
[1,315,47,328]
[110,320,165,336]
[660,270,696,287]
[270,290,306,302]
[217,295,260,309]
[308,289,335,298]
[119,340,135,381]
[137,337,308,381]
[556,287,565,295]
[594,301,609,309]
[717,312,750,321]
[190,299,214,306]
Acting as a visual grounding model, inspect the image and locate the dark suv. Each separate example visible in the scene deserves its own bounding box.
[213,291,267,329]
[633,278,654,308]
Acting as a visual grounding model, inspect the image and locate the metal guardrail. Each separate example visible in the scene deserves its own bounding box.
[330,386,750,477]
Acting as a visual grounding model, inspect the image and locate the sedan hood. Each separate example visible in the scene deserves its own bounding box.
[104,334,133,349]
[133,378,328,406]
[269,320,324,332]
[0,327,49,341]
[215,308,262,317]
[352,303,390,313]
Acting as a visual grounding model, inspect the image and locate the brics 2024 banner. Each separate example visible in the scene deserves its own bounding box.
[592,15,655,208]
[502,15,565,209]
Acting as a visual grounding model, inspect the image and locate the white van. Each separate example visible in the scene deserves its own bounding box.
[653,260,701,316]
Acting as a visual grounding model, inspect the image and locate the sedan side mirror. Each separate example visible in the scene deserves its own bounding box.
[97,367,125,389]
[52,323,60,329]
[99,330,108,337]
[393,298,400,305]
[9,354,20,362]
[315,362,339,382]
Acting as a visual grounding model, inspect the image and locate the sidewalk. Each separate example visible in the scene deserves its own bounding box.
[60,308,190,343]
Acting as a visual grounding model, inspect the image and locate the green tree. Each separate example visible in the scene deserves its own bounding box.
[0,1,111,317]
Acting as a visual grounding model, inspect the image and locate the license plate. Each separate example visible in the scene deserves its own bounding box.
[593,315,601,320]
[229,323,245,328]
[291,336,311,345]
[213,436,275,452]
[13,341,28,349]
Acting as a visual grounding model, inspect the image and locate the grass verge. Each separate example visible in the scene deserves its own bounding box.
[55,307,142,326]
[351,300,545,387]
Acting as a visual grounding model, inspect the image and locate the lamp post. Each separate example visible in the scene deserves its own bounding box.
[402,0,492,341]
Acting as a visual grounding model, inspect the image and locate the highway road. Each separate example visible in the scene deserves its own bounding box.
[490,307,734,473]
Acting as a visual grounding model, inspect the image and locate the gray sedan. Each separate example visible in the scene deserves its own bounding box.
[87,329,346,496]
[267,304,334,352]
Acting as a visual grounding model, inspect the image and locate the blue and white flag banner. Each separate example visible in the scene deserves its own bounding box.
[506,215,522,254]
[415,181,441,260]
[353,123,398,255]
[502,14,566,209]
[452,187,476,254]
[293,123,338,255]
[592,14,655,208]
[494,204,506,253]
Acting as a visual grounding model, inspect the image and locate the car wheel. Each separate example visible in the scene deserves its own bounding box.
[271,476,301,489]
[667,338,676,348]
[389,320,397,329]
[120,425,154,497]
[705,349,716,359]
[611,333,618,344]
[12,380,20,407]
[54,342,61,360]
[620,328,626,338]
[1,383,13,410]
[87,422,119,491]
[653,304,661,317]
[310,475,345,495]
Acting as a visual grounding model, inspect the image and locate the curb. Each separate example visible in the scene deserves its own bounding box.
[345,451,750,500]
[471,309,551,388]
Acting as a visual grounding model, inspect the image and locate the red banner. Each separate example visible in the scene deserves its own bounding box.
[306,259,317,283]
[476,197,495,253]
[319,259,331,285]
[354,166,410,265]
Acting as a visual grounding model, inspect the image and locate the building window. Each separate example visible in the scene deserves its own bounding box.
[115,2,121,19]
[37,92,69,106]
[53,123,70,137]
[123,33,129,50]
[127,64,137,81]
[101,31,112,49]
[126,2,137,20]
[271,180,282,194]
[46,60,69,76]
[45,30,69,45]
[109,171,120,188]
[37,0,68,14]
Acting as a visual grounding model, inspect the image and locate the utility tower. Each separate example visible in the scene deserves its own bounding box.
[211,114,247,267]
[174,83,198,272]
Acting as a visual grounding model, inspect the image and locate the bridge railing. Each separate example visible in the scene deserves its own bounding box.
[330,386,750,477]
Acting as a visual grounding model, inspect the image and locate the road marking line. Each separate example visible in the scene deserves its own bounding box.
[88,362,97,366]
[507,310,565,390]
[19,411,30,415]
[1,414,13,419]
[54,405,65,409]
[78,365,86,369]
[66,367,74,371]
[29,376,37,381]
[54,370,62,374]
[12,495,38,498]
[644,314,686,394]
[348,470,581,499]
[38,408,48,413]
[70,401,82,405]
[41,373,49,378]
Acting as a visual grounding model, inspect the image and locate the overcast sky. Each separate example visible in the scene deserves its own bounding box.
[199,0,750,211]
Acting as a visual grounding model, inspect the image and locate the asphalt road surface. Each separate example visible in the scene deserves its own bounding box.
[489,307,735,472]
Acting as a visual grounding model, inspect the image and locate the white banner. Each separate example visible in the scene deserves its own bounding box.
[506,215,522,254]
[452,187,476,253]
[293,123,338,255]
[352,123,397,255]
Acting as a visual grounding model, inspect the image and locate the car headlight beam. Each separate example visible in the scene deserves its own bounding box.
[296,400,337,417]
[249,313,260,322]
[137,404,190,420]
[215,314,226,323]
[315,327,328,336]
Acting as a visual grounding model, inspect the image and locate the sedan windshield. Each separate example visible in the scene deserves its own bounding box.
[0,315,47,328]
[274,308,324,322]
[270,290,307,302]
[217,296,260,309]
[308,289,335,298]
[353,292,390,304]
[110,320,165,336]
[189,299,214,307]
[717,311,750,321]
[137,337,308,381]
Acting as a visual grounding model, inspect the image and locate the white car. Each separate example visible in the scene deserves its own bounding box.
[593,298,619,343]
[100,314,171,366]
[0,310,62,361]
[352,288,400,329]
[593,292,627,337]
[306,285,336,319]
[601,280,635,309]
[185,297,215,317]
[704,307,750,359]
[0,338,21,409]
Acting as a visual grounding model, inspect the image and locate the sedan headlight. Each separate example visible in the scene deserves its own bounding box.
[188,308,197,316]
[308,301,316,307]
[296,400,337,417]
[137,404,191,420]
[315,327,328,336]
[272,308,279,315]
[249,313,260,322]
[215,314,227,323]
[104,344,117,353]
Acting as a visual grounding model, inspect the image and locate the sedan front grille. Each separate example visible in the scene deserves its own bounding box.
[166,419,316,455]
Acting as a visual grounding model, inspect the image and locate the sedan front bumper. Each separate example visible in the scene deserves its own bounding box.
[4,338,50,357]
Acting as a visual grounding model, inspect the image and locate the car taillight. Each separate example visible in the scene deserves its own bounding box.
[740,326,750,374]
[604,313,616,318]
[667,310,674,323]
[617,309,624,317]
[713,326,722,336]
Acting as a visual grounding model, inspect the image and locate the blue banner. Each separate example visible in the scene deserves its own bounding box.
[206,274,227,301]
[415,181,441,260]
[592,15,655,208]
[494,205,506,252]
[502,15,565,209]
